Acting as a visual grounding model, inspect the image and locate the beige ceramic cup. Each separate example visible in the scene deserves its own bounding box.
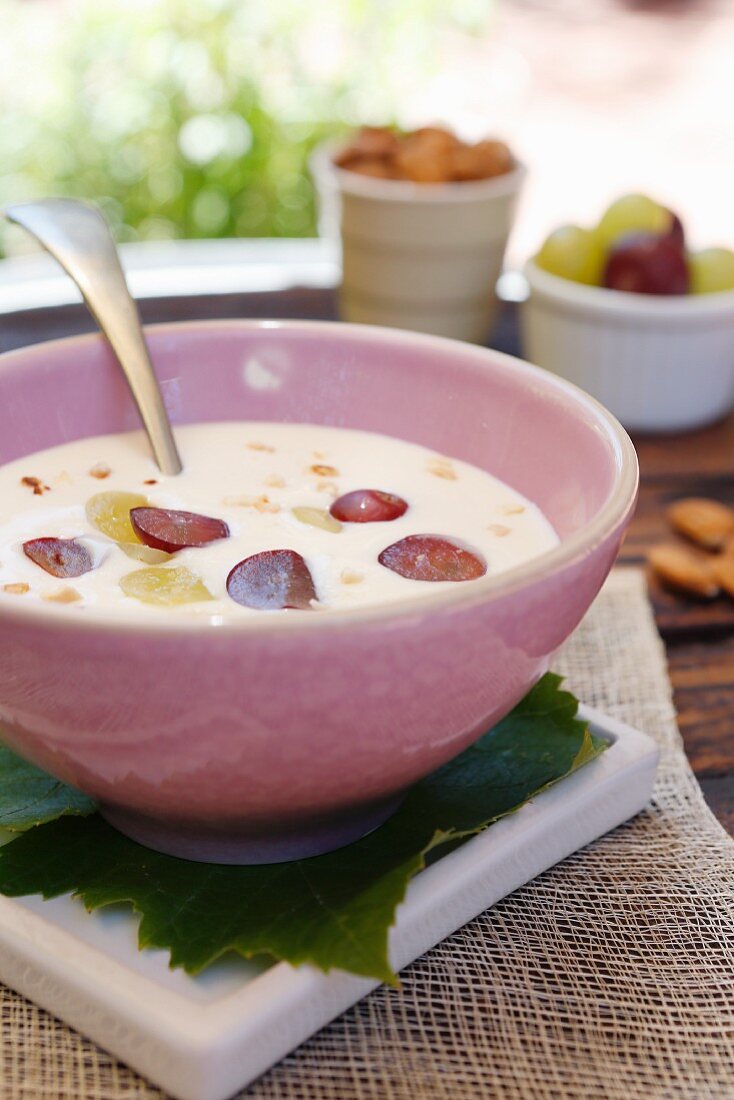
[311,142,525,343]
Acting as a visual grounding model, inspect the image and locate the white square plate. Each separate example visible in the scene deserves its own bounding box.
[0,705,658,1100]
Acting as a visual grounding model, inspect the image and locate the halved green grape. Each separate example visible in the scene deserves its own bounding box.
[120,566,214,606]
[292,506,342,533]
[534,225,604,285]
[119,542,173,565]
[86,491,148,544]
[596,193,670,249]
[688,247,734,295]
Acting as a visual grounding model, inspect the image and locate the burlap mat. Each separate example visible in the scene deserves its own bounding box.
[1,568,733,1099]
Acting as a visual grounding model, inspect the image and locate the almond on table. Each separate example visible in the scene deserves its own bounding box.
[711,556,734,599]
[648,543,719,599]
[667,497,734,551]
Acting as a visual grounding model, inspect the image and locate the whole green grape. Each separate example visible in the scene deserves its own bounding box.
[534,225,604,285]
[596,194,670,249]
[688,248,734,294]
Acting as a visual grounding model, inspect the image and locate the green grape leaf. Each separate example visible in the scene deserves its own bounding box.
[0,674,605,983]
[0,745,96,831]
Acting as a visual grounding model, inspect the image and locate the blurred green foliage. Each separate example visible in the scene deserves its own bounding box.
[0,0,493,255]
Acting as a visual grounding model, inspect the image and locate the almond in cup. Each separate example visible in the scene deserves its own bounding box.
[311,125,525,344]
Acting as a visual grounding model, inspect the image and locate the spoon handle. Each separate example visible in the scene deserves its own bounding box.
[4,199,182,476]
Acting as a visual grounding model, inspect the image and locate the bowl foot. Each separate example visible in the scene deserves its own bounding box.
[100,794,404,865]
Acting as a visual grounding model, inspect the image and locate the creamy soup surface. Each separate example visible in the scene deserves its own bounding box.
[0,423,559,620]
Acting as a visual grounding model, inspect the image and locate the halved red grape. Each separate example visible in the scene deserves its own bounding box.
[330,489,408,523]
[130,507,230,553]
[378,535,486,582]
[23,537,94,578]
[603,233,689,295]
[227,550,317,610]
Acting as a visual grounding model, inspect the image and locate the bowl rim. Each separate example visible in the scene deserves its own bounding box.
[310,139,527,204]
[0,318,638,636]
[525,257,734,318]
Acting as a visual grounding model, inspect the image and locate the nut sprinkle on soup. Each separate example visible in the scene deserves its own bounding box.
[0,422,558,619]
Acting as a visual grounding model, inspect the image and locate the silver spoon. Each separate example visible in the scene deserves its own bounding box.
[3,198,182,476]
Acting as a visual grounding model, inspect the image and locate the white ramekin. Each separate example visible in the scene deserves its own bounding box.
[311,141,525,344]
[520,260,734,433]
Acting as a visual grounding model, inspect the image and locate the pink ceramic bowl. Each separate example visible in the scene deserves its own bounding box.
[0,321,637,863]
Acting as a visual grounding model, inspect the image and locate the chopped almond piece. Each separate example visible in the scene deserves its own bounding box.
[501,503,526,515]
[427,458,457,480]
[225,493,280,513]
[316,480,339,497]
[3,582,29,595]
[222,493,280,513]
[488,524,511,537]
[310,464,339,477]
[42,586,82,604]
[264,475,286,489]
[89,463,111,480]
[341,569,364,585]
[246,442,275,453]
[648,543,719,599]
[667,498,734,551]
[254,496,279,514]
[21,476,50,496]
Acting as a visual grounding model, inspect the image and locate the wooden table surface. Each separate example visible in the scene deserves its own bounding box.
[2,287,733,835]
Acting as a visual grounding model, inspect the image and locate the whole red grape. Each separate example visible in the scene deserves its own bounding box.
[603,233,689,295]
[330,489,408,523]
